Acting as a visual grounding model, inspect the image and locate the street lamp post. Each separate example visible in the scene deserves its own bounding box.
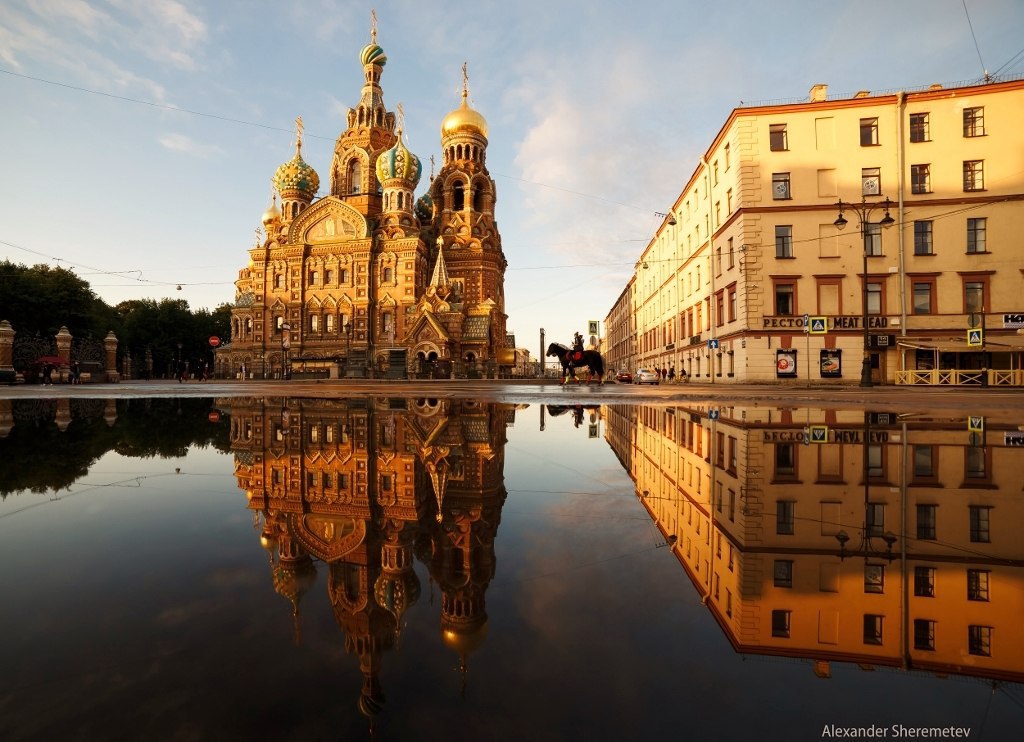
[833,197,895,387]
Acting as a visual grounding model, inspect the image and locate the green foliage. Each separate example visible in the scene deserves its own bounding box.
[0,260,109,338]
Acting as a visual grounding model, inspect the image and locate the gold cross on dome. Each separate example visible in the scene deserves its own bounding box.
[371,9,378,44]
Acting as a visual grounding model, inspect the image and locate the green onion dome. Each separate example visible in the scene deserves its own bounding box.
[375,132,422,187]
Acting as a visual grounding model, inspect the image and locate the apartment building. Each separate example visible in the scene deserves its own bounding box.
[606,77,1024,385]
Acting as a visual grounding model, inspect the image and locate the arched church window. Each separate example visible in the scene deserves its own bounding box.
[453,182,465,211]
[245,317,253,335]
[326,314,335,333]
[382,267,393,283]
[274,274,283,289]
[348,160,361,194]
[398,192,404,209]
[473,183,484,212]
[324,269,333,284]
[310,315,319,333]
[309,270,319,285]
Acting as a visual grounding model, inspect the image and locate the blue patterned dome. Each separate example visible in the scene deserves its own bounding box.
[375,134,422,187]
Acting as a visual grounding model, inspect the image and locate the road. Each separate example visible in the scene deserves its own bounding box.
[2,378,1022,419]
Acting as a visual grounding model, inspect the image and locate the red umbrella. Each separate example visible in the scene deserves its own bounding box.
[34,356,68,366]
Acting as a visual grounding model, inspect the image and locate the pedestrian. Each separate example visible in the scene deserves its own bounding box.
[681,368,688,383]
[42,363,53,385]
[72,360,81,384]
[668,365,676,383]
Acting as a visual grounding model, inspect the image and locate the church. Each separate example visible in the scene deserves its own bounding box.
[217,19,509,380]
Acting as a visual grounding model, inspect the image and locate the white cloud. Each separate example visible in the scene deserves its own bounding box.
[158,132,223,157]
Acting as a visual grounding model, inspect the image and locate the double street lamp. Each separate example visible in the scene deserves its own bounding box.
[833,198,895,387]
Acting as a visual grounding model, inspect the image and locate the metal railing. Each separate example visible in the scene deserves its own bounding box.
[895,369,1024,386]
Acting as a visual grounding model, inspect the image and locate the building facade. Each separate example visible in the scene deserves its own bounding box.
[606,78,1024,385]
[217,23,509,380]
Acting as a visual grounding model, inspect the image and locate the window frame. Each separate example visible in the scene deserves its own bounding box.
[914,566,935,597]
[916,504,937,540]
[969,505,991,543]
[967,569,991,601]
[913,220,934,255]
[771,609,791,638]
[911,278,936,315]
[773,559,794,588]
[968,625,992,656]
[967,217,987,253]
[775,224,794,258]
[910,163,931,194]
[963,107,985,137]
[913,619,936,651]
[863,614,884,645]
[776,499,795,534]
[769,123,788,152]
[909,112,930,142]
[963,160,985,192]
[860,117,880,146]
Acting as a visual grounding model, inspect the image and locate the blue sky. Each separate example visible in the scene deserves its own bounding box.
[2,0,1023,355]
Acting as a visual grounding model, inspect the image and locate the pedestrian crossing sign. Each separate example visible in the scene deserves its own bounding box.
[968,328,983,346]
[968,416,985,433]
[809,317,827,334]
[809,425,829,443]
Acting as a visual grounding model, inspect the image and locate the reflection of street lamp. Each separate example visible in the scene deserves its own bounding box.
[343,319,353,376]
[833,197,895,387]
[836,415,898,561]
[281,322,291,381]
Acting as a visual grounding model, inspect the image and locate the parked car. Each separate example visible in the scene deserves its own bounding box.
[615,370,633,383]
[633,368,659,385]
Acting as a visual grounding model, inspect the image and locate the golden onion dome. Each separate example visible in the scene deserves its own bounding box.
[375,131,422,187]
[274,150,320,200]
[441,100,488,139]
[262,201,282,227]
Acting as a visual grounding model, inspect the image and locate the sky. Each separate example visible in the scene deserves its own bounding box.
[2,0,1024,356]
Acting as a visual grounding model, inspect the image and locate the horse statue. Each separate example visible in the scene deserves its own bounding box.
[546,342,605,385]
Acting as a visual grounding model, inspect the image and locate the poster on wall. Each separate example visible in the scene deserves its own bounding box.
[820,349,842,377]
[776,349,798,377]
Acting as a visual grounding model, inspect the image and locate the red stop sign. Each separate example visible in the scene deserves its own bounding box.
[209,336,221,347]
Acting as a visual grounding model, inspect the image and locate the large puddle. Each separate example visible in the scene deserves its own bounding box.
[1,396,1021,740]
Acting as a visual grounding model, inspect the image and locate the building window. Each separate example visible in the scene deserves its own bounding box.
[274,274,284,289]
[309,314,319,333]
[969,506,991,543]
[966,447,987,480]
[309,270,319,285]
[775,225,793,258]
[772,610,791,638]
[913,445,935,479]
[968,625,992,656]
[967,569,990,601]
[963,160,984,191]
[911,164,931,194]
[728,287,737,322]
[866,503,885,537]
[866,282,883,315]
[726,589,732,617]
[324,269,333,284]
[914,566,935,597]
[913,221,933,255]
[772,172,791,200]
[912,281,934,315]
[864,223,883,256]
[963,107,985,137]
[967,218,987,253]
[964,280,985,314]
[382,267,393,283]
[769,123,788,151]
[340,268,349,283]
[862,167,881,196]
[863,615,883,645]
[326,314,335,333]
[914,619,935,651]
[275,316,284,334]
[916,504,937,540]
[866,444,884,479]
[909,112,930,142]
[774,283,795,315]
[775,444,796,478]
[865,564,885,594]
[724,143,731,170]
[776,499,795,534]
[774,560,794,588]
[728,237,735,269]
[860,117,879,146]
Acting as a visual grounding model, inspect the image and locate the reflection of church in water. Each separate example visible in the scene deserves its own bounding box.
[221,397,510,722]
[605,404,1024,685]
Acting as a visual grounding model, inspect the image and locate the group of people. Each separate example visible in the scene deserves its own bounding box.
[39,361,82,385]
[656,365,686,383]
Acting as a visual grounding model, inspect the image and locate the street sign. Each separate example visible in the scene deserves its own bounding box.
[1004,432,1024,446]
[708,408,720,420]
[968,416,985,433]
[588,320,599,335]
[968,328,984,346]
[708,338,720,350]
[809,425,829,443]
[809,317,827,334]
[208,336,221,347]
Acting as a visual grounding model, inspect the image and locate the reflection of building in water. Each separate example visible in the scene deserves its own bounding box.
[223,397,510,723]
[606,404,1024,683]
